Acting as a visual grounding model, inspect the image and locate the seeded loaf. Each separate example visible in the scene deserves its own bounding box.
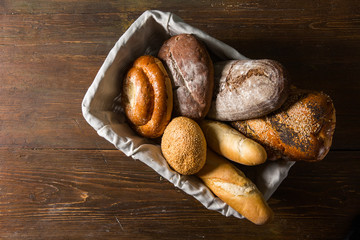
[161,117,207,175]
[231,87,336,161]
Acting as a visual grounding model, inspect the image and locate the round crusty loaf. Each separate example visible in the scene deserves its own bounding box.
[158,34,214,120]
[121,55,173,138]
[161,117,207,175]
[231,87,336,162]
[207,59,289,121]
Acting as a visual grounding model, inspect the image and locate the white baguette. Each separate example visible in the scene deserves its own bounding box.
[199,119,267,166]
[196,149,273,225]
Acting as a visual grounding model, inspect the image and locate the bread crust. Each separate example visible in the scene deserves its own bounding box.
[231,87,336,161]
[196,149,273,225]
[199,120,267,166]
[158,34,214,120]
[207,59,289,121]
[161,117,207,175]
[122,55,173,138]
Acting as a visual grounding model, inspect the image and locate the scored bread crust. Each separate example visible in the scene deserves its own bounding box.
[158,34,214,120]
[231,87,336,161]
[207,59,289,121]
[122,55,173,138]
[196,149,274,225]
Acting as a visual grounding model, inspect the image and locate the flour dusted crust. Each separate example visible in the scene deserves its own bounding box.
[207,59,289,121]
[121,55,173,138]
[161,117,206,175]
[158,34,214,120]
[231,87,336,161]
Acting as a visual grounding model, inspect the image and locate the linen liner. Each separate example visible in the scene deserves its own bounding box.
[82,10,295,219]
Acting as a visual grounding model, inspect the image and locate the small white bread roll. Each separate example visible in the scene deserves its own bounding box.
[196,149,273,225]
[199,120,267,166]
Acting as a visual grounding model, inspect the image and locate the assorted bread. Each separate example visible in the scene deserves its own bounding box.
[197,149,274,225]
[158,34,214,120]
[121,55,173,138]
[161,117,206,175]
[207,59,289,121]
[199,119,267,166]
[119,33,336,225]
[231,87,336,162]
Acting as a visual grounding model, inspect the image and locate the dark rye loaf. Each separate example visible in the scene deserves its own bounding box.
[158,34,214,120]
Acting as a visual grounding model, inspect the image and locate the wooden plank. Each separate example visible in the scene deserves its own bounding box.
[0,149,358,239]
[0,87,114,149]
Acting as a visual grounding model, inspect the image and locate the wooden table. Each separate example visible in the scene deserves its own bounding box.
[1,1,359,239]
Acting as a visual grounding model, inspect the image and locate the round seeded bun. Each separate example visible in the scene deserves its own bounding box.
[161,117,207,175]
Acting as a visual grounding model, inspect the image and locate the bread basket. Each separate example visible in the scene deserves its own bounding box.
[82,10,295,219]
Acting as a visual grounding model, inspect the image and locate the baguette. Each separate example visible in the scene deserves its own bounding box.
[196,149,273,225]
[199,120,267,166]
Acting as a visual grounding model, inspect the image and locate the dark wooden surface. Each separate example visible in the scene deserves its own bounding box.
[1,1,359,239]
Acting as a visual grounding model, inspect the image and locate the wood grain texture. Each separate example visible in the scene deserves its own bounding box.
[0,149,359,239]
[1,0,359,239]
